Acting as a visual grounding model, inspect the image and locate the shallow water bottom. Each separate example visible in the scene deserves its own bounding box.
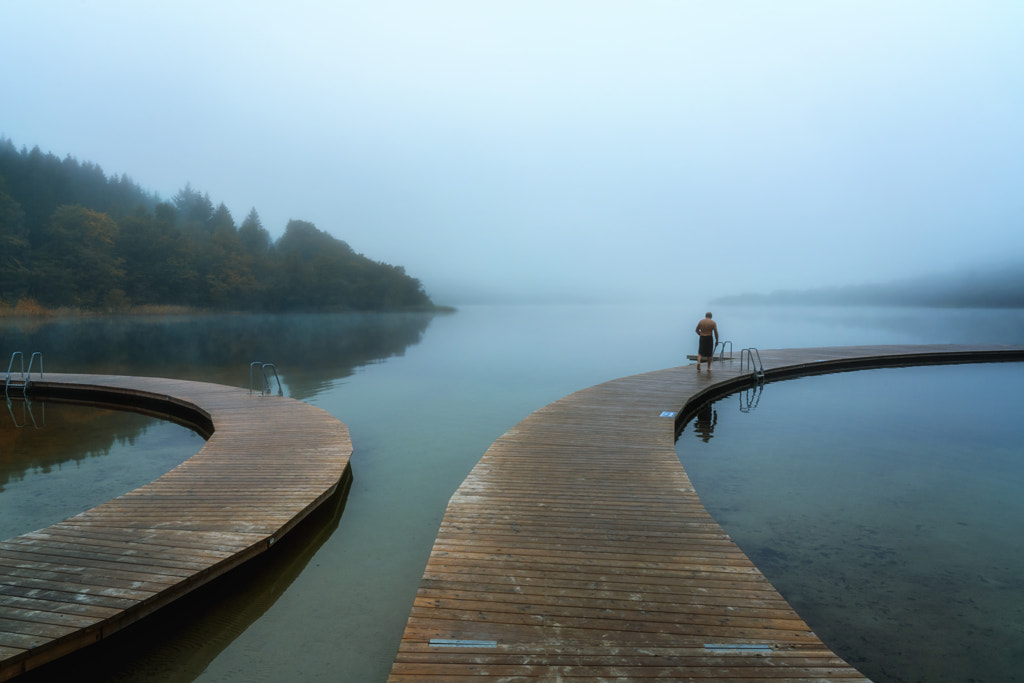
[0,401,203,540]
[678,363,1024,683]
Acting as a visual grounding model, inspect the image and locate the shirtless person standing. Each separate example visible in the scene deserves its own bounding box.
[695,312,719,372]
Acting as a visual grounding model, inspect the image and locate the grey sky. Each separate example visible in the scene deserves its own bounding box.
[3,1,1022,304]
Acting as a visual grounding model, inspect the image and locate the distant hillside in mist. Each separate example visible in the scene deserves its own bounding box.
[0,137,436,313]
[713,263,1024,308]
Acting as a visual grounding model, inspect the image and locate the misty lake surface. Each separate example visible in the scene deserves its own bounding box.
[2,303,1023,682]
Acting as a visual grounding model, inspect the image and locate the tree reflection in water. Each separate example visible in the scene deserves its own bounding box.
[0,311,441,399]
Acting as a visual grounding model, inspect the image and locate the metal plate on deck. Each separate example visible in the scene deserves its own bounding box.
[429,639,498,648]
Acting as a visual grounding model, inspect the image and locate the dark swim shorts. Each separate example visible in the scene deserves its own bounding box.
[698,335,715,357]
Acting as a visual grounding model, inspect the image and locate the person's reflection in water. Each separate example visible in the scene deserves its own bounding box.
[694,404,717,443]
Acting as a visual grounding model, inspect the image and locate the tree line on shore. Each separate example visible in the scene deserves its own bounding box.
[0,138,435,313]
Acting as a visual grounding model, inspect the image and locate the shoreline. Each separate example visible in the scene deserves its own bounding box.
[0,302,456,321]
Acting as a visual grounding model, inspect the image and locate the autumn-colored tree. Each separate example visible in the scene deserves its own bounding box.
[31,205,125,308]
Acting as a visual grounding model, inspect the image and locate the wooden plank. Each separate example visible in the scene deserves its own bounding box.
[389,344,1024,681]
[0,373,352,680]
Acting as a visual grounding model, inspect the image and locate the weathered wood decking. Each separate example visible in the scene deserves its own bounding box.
[0,374,352,681]
[390,344,1024,682]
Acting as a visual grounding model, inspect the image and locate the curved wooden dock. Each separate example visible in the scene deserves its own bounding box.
[389,343,1024,682]
[0,373,352,681]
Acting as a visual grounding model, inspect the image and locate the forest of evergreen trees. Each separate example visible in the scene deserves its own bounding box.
[0,137,436,313]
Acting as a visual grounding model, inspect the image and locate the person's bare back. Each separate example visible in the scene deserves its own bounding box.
[695,318,718,337]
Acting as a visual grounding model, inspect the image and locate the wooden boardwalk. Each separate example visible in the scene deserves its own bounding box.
[0,373,352,681]
[390,343,1024,682]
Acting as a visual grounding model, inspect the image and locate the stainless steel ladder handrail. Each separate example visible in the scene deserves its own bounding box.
[261,363,283,396]
[249,361,263,394]
[5,352,24,398]
[714,340,733,361]
[740,347,765,382]
[249,361,283,396]
[5,352,44,398]
[27,352,43,393]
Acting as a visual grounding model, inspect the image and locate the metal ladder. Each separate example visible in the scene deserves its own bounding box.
[714,340,733,362]
[249,361,283,396]
[5,351,43,398]
[740,347,765,382]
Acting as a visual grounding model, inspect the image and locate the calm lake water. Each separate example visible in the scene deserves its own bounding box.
[678,363,1024,683]
[2,303,1023,682]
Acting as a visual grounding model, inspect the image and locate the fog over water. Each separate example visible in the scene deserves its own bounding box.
[3,2,1023,304]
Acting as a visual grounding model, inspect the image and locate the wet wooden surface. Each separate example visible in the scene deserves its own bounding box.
[0,374,352,681]
[390,344,1024,682]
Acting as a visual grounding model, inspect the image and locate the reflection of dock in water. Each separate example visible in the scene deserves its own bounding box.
[390,344,1024,682]
[0,374,352,680]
